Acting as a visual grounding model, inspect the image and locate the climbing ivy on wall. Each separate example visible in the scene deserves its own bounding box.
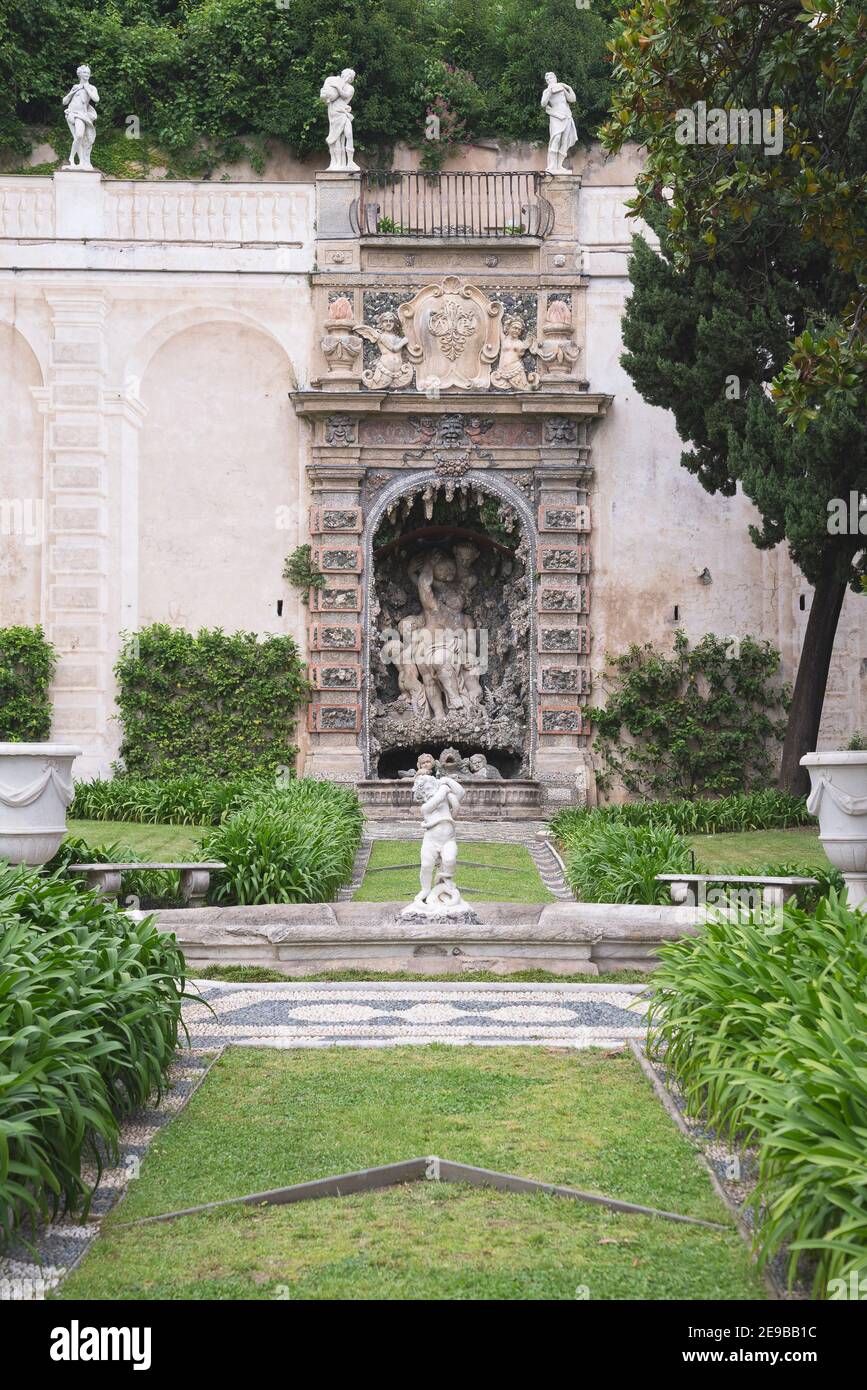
[0,0,612,170]
[113,625,311,778]
[591,631,789,800]
[0,626,55,741]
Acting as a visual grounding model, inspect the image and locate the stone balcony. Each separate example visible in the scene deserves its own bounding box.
[350,171,555,239]
[0,169,315,273]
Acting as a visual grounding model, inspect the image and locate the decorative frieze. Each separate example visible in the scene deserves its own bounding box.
[538,585,589,613]
[537,706,590,735]
[538,545,583,573]
[309,584,362,613]
[308,703,361,733]
[538,627,590,654]
[311,663,362,691]
[311,544,363,573]
[542,416,578,446]
[310,505,363,534]
[323,414,358,445]
[308,621,362,651]
[540,666,591,695]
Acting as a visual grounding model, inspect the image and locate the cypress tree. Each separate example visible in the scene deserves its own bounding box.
[621,219,866,793]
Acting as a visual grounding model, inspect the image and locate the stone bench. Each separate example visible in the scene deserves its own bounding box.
[68,861,225,908]
[656,872,818,909]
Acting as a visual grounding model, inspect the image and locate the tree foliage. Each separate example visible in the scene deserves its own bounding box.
[602,0,867,430]
[0,0,612,170]
[621,221,867,592]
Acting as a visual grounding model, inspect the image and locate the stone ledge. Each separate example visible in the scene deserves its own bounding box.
[149,901,701,976]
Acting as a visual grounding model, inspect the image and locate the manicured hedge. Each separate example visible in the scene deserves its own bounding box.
[113,626,310,779]
[0,864,186,1243]
[0,625,55,741]
[648,896,867,1295]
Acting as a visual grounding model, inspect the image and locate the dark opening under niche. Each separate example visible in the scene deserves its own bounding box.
[377,745,523,781]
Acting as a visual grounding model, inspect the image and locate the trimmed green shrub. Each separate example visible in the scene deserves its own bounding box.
[552,789,810,844]
[70,771,274,826]
[113,626,310,779]
[590,631,788,798]
[0,864,187,1243]
[647,896,867,1294]
[201,780,363,905]
[0,626,55,741]
[560,820,693,904]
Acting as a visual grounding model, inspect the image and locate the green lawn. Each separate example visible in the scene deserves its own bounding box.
[689,826,828,872]
[58,1047,764,1301]
[355,839,555,903]
[193,965,649,984]
[66,819,206,859]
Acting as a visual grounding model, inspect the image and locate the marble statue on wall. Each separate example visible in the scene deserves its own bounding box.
[62,65,99,170]
[400,774,477,920]
[467,753,502,780]
[358,311,414,388]
[320,69,360,171]
[491,316,539,391]
[398,752,436,780]
[541,73,577,175]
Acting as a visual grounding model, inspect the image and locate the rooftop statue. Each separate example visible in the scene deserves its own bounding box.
[541,72,577,175]
[320,69,360,172]
[63,65,99,170]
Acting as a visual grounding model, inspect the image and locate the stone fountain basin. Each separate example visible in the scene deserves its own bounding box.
[358,778,543,820]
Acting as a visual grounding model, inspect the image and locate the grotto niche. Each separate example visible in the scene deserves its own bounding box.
[369,480,533,780]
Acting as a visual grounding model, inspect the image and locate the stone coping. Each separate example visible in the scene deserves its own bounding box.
[140,901,702,975]
[148,900,702,939]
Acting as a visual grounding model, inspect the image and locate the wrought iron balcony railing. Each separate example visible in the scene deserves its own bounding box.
[351,171,554,239]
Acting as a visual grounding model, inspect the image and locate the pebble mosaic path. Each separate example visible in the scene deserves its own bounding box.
[184,979,648,1049]
[0,980,649,1298]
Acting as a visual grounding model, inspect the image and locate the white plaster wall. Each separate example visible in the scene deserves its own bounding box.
[0,322,44,626]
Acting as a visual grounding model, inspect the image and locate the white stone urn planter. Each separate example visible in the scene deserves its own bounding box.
[801,751,867,909]
[0,743,81,867]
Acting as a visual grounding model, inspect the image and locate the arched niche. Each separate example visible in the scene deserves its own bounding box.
[361,469,537,779]
[137,319,298,634]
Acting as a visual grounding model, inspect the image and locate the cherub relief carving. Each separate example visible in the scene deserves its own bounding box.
[357,311,414,389]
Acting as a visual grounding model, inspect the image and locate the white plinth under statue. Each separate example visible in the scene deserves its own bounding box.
[400,774,480,923]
